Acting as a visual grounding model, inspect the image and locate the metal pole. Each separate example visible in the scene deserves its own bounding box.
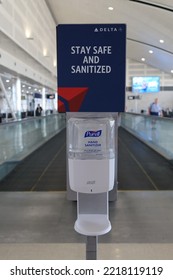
[86,236,98,260]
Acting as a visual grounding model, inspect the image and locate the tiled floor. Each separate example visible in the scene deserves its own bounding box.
[1,243,173,260]
[0,191,173,260]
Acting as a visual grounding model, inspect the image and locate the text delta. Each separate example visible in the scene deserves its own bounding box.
[94,27,118,32]
[84,130,102,138]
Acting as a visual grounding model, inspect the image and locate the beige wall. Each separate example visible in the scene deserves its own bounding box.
[0,0,56,89]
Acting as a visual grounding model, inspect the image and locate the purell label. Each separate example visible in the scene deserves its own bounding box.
[83,129,103,154]
[84,130,102,138]
[85,140,101,148]
[72,119,108,156]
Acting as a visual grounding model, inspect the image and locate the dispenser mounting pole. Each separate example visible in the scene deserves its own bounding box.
[86,236,98,260]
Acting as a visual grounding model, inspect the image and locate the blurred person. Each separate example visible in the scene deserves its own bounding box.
[149,98,162,116]
[35,104,43,116]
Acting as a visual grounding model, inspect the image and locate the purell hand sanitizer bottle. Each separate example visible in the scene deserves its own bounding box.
[68,117,115,193]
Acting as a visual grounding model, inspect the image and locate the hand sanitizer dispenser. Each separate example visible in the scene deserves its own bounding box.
[68,117,115,193]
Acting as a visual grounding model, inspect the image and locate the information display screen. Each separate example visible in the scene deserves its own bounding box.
[132,76,160,93]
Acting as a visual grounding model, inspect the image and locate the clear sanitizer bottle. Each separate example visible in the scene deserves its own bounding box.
[68,117,115,193]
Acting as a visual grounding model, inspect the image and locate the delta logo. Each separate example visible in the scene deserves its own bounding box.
[84,130,102,138]
[94,27,118,32]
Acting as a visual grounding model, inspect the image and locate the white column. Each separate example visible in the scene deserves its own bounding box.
[54,91,58,112]
[42,87,46,116]
[12,82,17,113]
[16,78,22,119]
[0,77,17,120]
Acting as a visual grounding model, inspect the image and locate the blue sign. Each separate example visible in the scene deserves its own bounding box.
[57,24,126,112]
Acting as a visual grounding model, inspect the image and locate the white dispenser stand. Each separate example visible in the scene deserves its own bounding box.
[67,112,117,259]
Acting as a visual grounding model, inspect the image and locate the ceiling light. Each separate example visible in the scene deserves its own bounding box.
[171,70,173,73]
[43,49,49,57]
[6,79,10,82]
[108,7,114,10]
[28,86,31,89]
[22,85,25,88]
[149,50,153,54]
[141,57,145,61]
[159,39,164,43]
[25,28,34,40]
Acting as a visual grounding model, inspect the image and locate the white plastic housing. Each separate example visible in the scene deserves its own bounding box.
[69,158,115,193]
[74,214,111,235]
[67,117,116,193]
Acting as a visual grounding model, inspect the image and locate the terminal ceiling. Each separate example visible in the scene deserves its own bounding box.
[45,0,173,75]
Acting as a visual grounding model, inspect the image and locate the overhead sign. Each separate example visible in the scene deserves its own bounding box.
[57,24,126,112]
[46,94,55,99]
